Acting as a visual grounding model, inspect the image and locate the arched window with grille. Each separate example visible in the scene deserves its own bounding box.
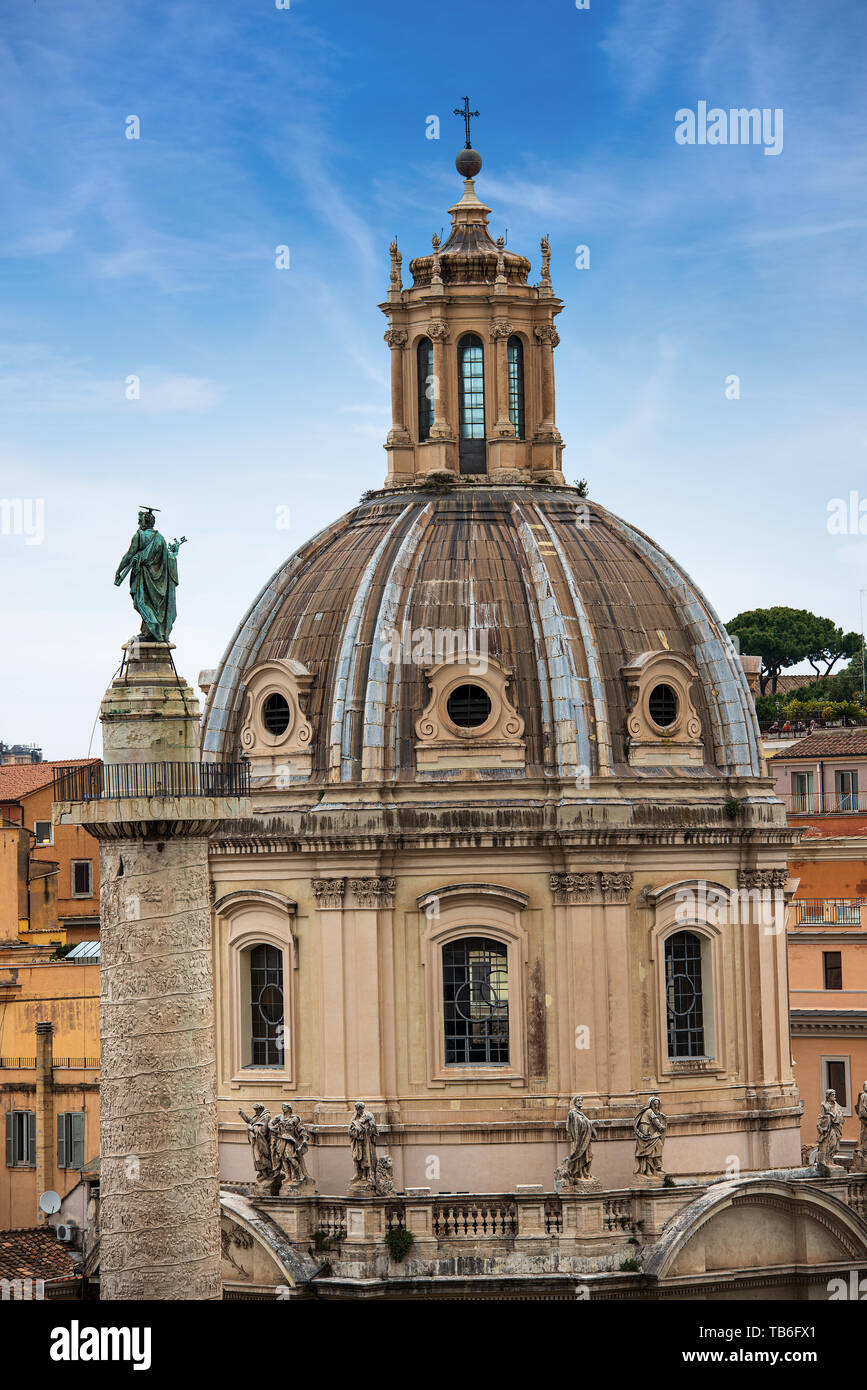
[417,336,434,441]
[664,930,706,1057]
[248,943,285,1066]
[507,335,525,439]
[457,333,486,473]
[442,936,509,1064]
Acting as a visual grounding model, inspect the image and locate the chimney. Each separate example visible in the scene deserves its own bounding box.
[35,1021,55,1225]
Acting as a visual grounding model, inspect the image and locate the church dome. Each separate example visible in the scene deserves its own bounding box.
[201,484,762,786]
[202,144,762,795]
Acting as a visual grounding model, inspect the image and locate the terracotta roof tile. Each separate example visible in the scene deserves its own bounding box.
[0,758,100,803]
[0,1227,80,1281]
[772,674,822,694]
[768,731,867,760]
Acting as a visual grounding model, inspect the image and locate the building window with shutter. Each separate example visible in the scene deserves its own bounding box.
[71,860,93,897]
[57,1111,86,1169]
[823,950,843,990]
[5,1109,36,1166]
[822,1056,851,1112]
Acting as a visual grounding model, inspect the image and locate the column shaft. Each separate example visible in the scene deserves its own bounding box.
[98,837,221,1300]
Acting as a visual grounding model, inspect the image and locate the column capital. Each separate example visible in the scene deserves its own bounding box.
[599,872,634,902]
[312,877,346,909]
[384,328,408,349]
[534,324,560,348]
[349,877,396,909]
[550,872,595,905]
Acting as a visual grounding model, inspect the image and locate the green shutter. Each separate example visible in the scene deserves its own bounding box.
[57,1112,66,1169]
[27,1111,36,1166]
[5,1111,13,1167]
[71,1112,85,1169]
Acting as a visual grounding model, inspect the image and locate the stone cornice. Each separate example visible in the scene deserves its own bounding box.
[790,1009,867,1035]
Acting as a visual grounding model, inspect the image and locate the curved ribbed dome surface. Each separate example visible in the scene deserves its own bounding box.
[201,487,761,785]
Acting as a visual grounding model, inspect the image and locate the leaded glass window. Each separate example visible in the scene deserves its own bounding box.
[443,937,509,1064]
[417,337,434,441]
[507,335,524,439]
[250,944,284,1066]
[458,335,485,439]
[665,931,706,1057]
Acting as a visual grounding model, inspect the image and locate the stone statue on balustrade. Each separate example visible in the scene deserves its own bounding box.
[555,1096,600,1193]
[269,1102,315,1194]
[634,1095,667,1184]
[816,1089,845,1174]
[853,1081,867,1175]
[239,1103,279,1194]
[348,1100,393,1195]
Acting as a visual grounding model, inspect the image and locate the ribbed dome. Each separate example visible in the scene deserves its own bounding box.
[201,486,762,786]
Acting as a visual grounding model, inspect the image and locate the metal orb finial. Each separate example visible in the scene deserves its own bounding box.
[456,147,482,179]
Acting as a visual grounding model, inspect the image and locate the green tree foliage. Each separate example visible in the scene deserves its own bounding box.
[727,608,863,694]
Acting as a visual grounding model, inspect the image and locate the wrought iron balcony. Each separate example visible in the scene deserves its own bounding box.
[52,761,250,803]
[782,793,866,816]
[790,899,867,928]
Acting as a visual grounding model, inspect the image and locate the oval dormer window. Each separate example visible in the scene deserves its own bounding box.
[262,692,291,735]
[648,683,678,728]
[446,684,492,729]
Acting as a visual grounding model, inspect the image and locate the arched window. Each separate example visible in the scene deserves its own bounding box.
[507,335,524,439]
[442,936,509,1064]
[248,944,284,1066]
[417,336,434,441]
[664,931,706,1057]
[458,333,485,473]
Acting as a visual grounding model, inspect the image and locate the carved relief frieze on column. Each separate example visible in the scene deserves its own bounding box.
[349,877,396,909]
[312,877,346,910]
[599,872,634,903]
[550,873,596,905]
[383,328,410,443]
[426,321,452,439]
[490,319,516,438]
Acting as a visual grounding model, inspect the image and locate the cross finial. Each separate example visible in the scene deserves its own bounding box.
[453,96,480,149]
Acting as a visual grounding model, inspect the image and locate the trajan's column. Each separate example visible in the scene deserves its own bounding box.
[56,513,248,1299]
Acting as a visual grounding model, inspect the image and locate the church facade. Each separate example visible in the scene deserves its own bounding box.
[199,143,807,1200]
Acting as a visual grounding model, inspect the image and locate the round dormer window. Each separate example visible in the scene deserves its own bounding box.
[262,692,291,735]
[648,683,678,728]
[446,684,492,729]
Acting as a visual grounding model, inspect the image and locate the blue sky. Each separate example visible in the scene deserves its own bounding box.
[1,0,865,756]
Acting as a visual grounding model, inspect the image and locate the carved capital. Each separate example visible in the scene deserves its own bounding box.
[599,872,633,902]
[738,869,788,891]
[489,319,514,341]
[426,321,450,342]
[550,872,596,905]
[312,877,346,910]
[534,325,560,348]
[383,328,408,349]
[349,877,396,909]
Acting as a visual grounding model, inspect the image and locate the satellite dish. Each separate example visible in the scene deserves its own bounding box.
[39,1190,61,1215]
